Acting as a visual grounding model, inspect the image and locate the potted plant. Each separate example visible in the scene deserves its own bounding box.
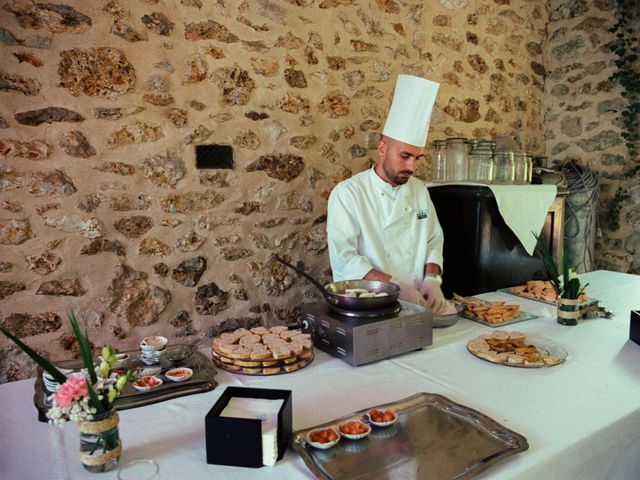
[0,311,131,472]
[534,234,588,325]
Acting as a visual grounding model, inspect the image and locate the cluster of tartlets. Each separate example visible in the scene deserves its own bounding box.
[306,408,398,449]
[466,330,563,367]
[211,326,314,375]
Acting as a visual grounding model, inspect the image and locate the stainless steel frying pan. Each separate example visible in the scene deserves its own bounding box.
[271,254,400,310]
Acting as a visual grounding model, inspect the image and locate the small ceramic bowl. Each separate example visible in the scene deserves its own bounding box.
[366,408,398,427]
[165,367,193,382]
[141,349,165,358]
[42,368,74,392]
[140,349,166,365]
[140,356,161,366]
[338,421,371,440]
[140,336,168,352]
[132,375,163,392]
[306,428,341,449]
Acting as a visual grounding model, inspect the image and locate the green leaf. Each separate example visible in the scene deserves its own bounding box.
[533,232,561,295]
[0,326,67,384]
[69,311,98,386]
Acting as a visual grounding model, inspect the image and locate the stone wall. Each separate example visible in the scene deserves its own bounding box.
[0,0,547,382]
[544,0,640,272]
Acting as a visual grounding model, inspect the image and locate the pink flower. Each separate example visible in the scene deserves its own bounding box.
[53,373,88,409]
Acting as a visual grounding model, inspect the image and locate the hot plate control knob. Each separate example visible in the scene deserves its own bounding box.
[315,324,327,339]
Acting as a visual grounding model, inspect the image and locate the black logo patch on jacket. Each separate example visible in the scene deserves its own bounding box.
[416,209,428,220]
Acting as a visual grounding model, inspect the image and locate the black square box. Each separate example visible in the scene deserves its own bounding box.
[630,310,640,346]
[205,386,292,468]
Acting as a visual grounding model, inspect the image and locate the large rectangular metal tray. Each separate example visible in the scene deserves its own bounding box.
[292,392,528,480]
[33,344,218,422]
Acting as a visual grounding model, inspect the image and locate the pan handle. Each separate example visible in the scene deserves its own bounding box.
[270,253,332,302]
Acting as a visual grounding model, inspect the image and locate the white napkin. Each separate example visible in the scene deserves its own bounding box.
[219,397,284,466]
[427,183,558,255]
[488,184,557,255]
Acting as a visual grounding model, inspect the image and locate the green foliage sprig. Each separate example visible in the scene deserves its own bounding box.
[608,0,640,164]
[608,186,629,231]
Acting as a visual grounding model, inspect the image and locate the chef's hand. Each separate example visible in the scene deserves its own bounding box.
[390,277,424,306]
[419,278,447,315]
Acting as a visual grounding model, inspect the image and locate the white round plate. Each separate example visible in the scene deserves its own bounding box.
[366,409,398,427]
[338,421,371,440]
[306,428,341,449]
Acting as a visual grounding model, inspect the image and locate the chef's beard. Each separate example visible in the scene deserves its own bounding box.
[384,164,414,186]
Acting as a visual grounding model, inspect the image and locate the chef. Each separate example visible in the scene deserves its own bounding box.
[327,75,447,314]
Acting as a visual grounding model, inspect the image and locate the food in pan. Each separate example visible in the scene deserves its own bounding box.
[466,330,564,367]
[453,293,520,324]
[367,409,397,427]
[337,288,390,298]
[339,420,371,439]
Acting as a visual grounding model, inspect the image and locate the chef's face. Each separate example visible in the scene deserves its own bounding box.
[375,136,425,187]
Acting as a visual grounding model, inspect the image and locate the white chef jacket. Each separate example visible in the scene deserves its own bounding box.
[327,168,444,284]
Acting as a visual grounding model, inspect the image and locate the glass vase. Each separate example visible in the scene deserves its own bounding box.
[556,297,582,326]
[78,410,122,473]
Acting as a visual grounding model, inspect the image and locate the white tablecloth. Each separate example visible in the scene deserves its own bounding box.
[1,270,639,480]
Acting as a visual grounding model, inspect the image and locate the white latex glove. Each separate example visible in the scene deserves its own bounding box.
[419,278,447,315]
[390,277,424,306]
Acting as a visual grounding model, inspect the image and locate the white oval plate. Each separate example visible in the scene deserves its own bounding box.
[132,375,163,391]
[165,367,193,382]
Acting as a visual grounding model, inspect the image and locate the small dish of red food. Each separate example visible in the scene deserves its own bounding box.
[165,367,193,382]
[338,420,371,440]
[366,408,398,427]
[132,375,163,391]
[307,427,340,449]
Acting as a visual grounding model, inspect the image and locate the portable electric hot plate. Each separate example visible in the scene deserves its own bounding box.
[300,300,433,366]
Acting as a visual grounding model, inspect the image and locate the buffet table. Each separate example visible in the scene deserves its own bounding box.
[1,270,639,479]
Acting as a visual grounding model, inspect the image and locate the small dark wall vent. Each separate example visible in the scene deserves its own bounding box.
[195,144,234,169]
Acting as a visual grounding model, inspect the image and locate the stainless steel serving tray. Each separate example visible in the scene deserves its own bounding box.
[292,392,528,480]
[33,344,217,422]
